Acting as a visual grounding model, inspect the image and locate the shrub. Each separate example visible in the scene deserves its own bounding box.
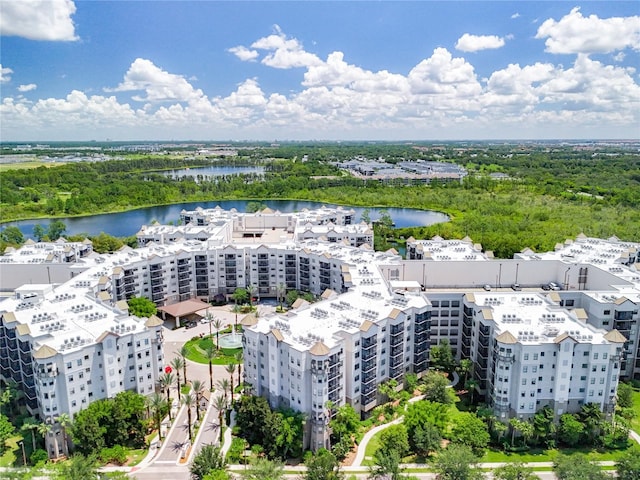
[100,445,128,465]
[30,449,48,465]
[226,437,245,463]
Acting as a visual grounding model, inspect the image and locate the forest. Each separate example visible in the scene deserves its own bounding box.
[1,142,639,258]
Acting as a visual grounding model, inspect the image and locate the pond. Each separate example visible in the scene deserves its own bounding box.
[3,200,449,238]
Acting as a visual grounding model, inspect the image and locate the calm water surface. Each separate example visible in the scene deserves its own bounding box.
[4,200,449,238]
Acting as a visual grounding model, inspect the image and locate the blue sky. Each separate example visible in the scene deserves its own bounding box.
[1,1,639,141]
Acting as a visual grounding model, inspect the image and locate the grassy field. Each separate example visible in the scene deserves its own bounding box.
[183,335,241,364]
[0,160,59,171]
[630,388,640,434]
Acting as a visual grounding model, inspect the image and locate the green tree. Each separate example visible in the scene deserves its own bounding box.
[178,344,189,385]
[190,444,226,480]
[0,413,15,455]
[127,296,157,318]
[20,417,38,453]
[56,453,99,480]
[493,463,538,480]
[192,379,204,421]
[1,226,24,245]
[212,317,224,350]
[47,220,67,241]
[225,363,236,402]
[243,457,284,480]
[158,372,175,421]
[213,395,228,443]
[149,393,167,440]
[305,448,343,480]
[429,339,456,373]
[579,403,604,444]
[449,412,490,454]
[232,288,249,305]
[329,404,360,458]
[235,395,272,447]
[617,383,634,409]
[616,446,640,480]
[413,423,442,457]
[558,414,584,447]
[57,412,72,456]
[171,356,185,400]
[432,444,483,480]
[89,232,123,253]
[369,448,404,480]
[33,224,46,242]
[182,393,195,441]
[378,379,401,405]
[379,424,409,458]
[532,406,556,447]
[404,400,449,440]
[205,345,216,391]
[420,371,453,404]
[456,359,473,387]
[553,453,608,480]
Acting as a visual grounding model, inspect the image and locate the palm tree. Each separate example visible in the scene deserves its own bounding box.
[231,303,242,331]
[212,395,228,443]
[234,351,243,391]
[21,417,38,452]
[57,413,72,456]
[182,393,195,441]
[177,345,189,384]
[149,393,167,440]
[216,378,230,403]
[192,379,205,421]
[225,363,236,402]
[205,345,216,391]
[158,372,175,421]
[170,357,185,400]
[212,317,224,350]
[246,284,256,308]
[457,359,473,387]
[36,421,52,455]
[205,311,215,338]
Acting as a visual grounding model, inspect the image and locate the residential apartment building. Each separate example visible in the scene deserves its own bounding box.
[2,208,639,453]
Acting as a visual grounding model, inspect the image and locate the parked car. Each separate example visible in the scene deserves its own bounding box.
[549,282,561,290]
[483,284,492,291]
[511,283,522,291]
[541,283,551,291]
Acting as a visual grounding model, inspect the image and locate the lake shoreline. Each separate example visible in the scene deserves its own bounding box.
[1,197,450,238]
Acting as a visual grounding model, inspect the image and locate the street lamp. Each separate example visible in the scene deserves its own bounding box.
[18,441,26,466]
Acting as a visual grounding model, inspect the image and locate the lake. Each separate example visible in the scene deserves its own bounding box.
[162,165,264,181]
[3,200,449,238]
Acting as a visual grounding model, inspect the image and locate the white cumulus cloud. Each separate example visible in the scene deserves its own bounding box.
[455,34,506,52]
[18,83,37,92]
[0,65,13,83]
[228,46,259,62]
[250,25,323,69]
[0,0,78,41]
[536,7,640,54]
[107,58,205,103]
[1,26,639,140]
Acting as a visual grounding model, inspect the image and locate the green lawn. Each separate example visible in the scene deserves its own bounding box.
[126,447,148,466]
[630,388,640,434]
[183,335,242,364]
[480,446,629,463]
